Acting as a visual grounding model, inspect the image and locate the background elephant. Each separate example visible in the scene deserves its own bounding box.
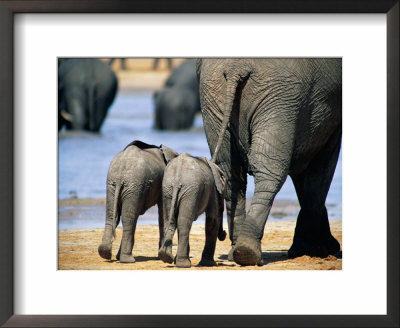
[98,140,178,263]
[197,58,342,266]
[153,60,200,130]
[158,153,226,268]
[58,58,118,132]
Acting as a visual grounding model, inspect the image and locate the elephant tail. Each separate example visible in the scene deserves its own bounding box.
[88,85,96,131]
[166,184,181,235]
[165,157,184,237]
[218,219,227,241]
[211,78,240,164]
[111,182,122,239]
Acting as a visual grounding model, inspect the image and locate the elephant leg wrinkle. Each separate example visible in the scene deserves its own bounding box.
[118,218,137,263]
[233,208,266,266]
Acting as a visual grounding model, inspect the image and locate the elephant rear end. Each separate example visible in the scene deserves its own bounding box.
[58,58,118,132]
[154,86,198,130]
[99,142,173,262]
[197,58,342,265]
[154,60,200,131]
[160,153,225,267]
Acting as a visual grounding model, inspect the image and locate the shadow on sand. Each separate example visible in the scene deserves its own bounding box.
[105,255,159,264]
[218,251,289,266]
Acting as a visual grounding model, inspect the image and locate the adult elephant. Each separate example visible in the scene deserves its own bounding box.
[153,60,200,130]
[58,58,118,132]
[197,58,342,266]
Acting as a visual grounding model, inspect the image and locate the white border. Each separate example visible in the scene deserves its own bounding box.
[14,14,387,315]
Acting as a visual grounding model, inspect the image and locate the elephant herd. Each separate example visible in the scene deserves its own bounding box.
[58,58,199,132]
[97,58,342,267]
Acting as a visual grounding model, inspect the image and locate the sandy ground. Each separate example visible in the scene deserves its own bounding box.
[58,199,342,271]
[106,58,186,91]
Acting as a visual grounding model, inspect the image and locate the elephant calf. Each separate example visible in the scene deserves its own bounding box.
[98,140,178,263]
[158,153,226,268]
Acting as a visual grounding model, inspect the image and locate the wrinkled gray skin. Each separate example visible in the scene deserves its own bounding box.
[197,58,342,266]
[98,141,178,263]
[58,58,118,132]
[158,153,226,268]
[153,60,200,130]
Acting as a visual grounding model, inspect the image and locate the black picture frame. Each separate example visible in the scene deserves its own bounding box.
[0,1,398,327]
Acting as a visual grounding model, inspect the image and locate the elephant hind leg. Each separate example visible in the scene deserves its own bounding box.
[175,208,193,268]
[289,126,342,259]
[98,185,120,260]
[199,214,219,267]
[118,199,140,263]
[158,197,175,264]
[158,226,175,264]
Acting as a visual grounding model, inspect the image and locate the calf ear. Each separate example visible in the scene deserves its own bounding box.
[206,159,226,196]
[160,145,178,163]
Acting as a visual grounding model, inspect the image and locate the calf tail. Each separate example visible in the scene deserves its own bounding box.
[166,184,180,234]
[218,220,227,241]
[111,183,121,239]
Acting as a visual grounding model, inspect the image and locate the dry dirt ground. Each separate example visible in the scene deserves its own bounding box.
[106,58,186,91]
[58,220,342,271]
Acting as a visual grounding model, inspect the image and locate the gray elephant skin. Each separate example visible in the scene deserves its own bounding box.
[58,58,118,132]
[158,153,226,268]
[98,140,178,263]
[153,60,200,130]
[197,58,342,266]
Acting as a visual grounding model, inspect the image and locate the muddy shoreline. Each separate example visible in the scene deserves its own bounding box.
[59,197,303,222]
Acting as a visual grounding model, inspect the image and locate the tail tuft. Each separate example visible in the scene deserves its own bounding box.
[218,229,227,241]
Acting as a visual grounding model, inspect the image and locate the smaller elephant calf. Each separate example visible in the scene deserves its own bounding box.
[158,153,226,268]
[98,140,178,263]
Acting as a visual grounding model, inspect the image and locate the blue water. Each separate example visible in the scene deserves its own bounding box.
[59,91,342,230]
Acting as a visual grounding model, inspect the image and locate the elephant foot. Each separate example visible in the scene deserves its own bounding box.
[119,254,136,263]
[158,248,174,264]
[233,237,263,266]
[227,247,235,261]
[175,257,191,268]
[98,242,112,260]
[288,234,341,259]
[198,258,217,267]
[324,234,341,255]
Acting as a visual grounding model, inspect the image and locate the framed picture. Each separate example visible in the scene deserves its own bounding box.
[1,1,398,327]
